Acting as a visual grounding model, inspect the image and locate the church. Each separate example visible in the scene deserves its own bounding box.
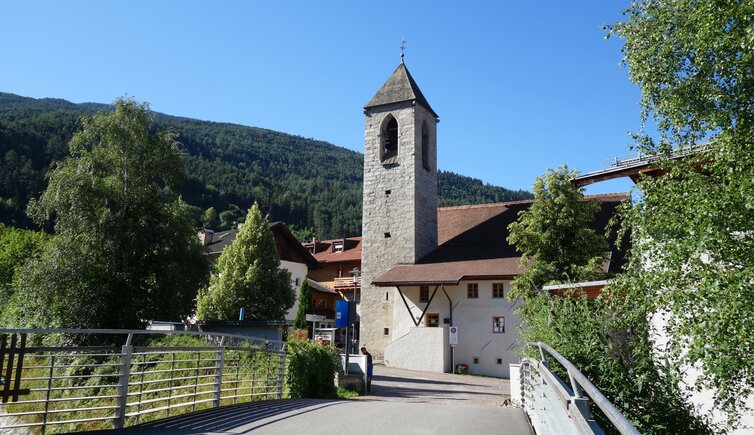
[357,61,628,377]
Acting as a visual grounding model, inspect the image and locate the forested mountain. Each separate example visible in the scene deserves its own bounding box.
[0,92,531,238]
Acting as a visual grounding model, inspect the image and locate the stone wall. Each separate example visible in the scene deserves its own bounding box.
[360,101,438,358]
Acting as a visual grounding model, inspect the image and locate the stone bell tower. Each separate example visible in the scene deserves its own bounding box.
[359,62,439,357]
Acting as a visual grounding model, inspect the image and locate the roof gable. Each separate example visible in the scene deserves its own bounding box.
[364,63,438,118]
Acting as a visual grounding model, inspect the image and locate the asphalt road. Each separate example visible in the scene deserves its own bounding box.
[93,366,531,435]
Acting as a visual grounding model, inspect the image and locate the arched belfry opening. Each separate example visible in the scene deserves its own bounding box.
[381,115,398,162]
[421,121,430,170]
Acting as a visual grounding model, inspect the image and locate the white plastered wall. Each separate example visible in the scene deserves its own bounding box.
[388,280,522,377]
[280,260,309,322]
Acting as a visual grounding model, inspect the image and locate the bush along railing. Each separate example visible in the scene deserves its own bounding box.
[0,328,286,434]
[520,342,640,435]
[285,337,339,399]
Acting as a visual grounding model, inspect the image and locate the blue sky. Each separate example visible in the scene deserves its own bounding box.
[1,1,640,194]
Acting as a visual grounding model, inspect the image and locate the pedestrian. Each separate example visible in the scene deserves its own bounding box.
[361,346,373,393]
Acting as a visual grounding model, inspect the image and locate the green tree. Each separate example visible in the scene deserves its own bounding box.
[0,224,47,320]
[203,206,219,229]
[219,208,240,230]
[507,167,711,434]
[507,165,607,304]
[611,0,754,423]
[293,279,313,336]
[11,98,209,330]
[196,203,294,320]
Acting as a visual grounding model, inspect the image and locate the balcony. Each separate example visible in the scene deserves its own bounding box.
[333,276,361,291]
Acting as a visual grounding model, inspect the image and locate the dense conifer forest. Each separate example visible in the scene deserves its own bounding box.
[0,92,531,238]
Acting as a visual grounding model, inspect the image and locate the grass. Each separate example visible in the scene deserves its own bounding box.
[336,388,360,399]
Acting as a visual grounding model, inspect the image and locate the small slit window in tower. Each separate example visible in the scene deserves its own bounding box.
[382,116,398,162]
[384,328,390,336]
[421,121,430,170]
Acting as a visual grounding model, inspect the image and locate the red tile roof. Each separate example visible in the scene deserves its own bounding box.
[371,258,524,286]
[306,237,363,263]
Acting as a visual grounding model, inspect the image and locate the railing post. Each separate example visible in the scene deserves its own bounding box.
[568,370,593,420]
[212,337,226,408]
[276,344,286,399]
[538,343,550,370]
[570,397,593,420]
[115,334,133,429]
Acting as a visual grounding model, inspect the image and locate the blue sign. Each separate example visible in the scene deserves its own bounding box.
[335,300,350,328]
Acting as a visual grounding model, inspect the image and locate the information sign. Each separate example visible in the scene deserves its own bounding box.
[449,326,458,346]
[305,314,326,322]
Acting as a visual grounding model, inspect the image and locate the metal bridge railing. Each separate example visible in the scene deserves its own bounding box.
[0,328,286,434]
[520,342,639,435]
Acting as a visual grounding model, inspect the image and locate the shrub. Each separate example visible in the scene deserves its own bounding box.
[285,337,339,399]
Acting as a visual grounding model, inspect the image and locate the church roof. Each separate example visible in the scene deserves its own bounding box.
[372,193,630,286]
[364,63,438,118]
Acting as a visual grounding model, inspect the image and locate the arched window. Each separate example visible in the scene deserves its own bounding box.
[421,121,430,170]
[381,116,398,162]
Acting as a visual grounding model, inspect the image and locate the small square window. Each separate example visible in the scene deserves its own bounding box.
[493,316,505,334]
[384,232,391,238]
[419,286,429,303]
[384,328,390,336]
[473,357,479,364]
[467,283,479,299]
[492,283,504,298]
[426,313,439,328]
[496,358,503,365]
[385,189,392,195]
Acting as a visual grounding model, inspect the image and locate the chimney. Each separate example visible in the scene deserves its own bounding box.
[198,228,214,246]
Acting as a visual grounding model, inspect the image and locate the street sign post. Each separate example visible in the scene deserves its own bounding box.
[449,326,458,373]
[305,314,326,322]
[449,326,458,346]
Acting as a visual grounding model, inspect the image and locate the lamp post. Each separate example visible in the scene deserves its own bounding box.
[343,268,360,375]
[351,268,360,354]
[351,267,360,303]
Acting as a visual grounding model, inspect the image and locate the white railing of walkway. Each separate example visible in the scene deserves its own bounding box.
[520,342,640,435]
[0,328,286,434]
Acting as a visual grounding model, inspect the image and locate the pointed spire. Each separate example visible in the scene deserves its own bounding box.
[364,63,438,119]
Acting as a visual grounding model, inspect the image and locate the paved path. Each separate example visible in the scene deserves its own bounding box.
[365,365,513,406]
[94,365,530,435]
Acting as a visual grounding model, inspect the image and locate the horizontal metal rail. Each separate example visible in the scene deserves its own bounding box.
[0,328,287,434]
[0,328,286,346]
[521,342,639,435]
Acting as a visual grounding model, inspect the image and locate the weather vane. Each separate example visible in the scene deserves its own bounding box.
[400,38,408,63]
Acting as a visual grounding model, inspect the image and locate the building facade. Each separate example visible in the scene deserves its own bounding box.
[358,62,629,378]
